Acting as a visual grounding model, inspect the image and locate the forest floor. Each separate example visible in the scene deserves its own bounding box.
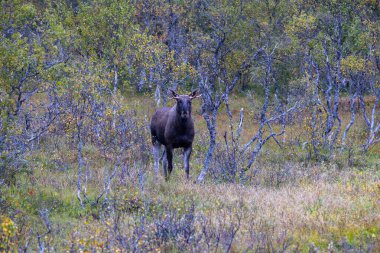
[1,95,380,252]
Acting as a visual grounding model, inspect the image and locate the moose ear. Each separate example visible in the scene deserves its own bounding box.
[169,89,179,99]
[189,89,202,99]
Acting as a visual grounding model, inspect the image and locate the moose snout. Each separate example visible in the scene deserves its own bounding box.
[181,111,189,119]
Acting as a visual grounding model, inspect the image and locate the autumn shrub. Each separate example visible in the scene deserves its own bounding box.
[0,215,17,252]
[209,143,238,183]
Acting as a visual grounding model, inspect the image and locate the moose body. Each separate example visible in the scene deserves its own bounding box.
[150,90,200,179]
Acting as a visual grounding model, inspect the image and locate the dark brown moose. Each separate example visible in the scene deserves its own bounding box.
[150,89,201,180]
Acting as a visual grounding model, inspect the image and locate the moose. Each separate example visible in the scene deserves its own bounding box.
[150,89,201,180]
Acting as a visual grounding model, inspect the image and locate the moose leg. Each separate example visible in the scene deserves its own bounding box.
[162,150,168,179]
[165,146,173,180]
[152,141,161,178]
[183,146,192,179]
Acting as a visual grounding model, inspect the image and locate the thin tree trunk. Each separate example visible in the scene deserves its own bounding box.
[112,65,118,129]
[77,114,84,207]
[244,82,270,172]
[322,38,335,148]
[365,95,380,151]
[309,56,321,158]
[330,79,342,155]
[197,110,217,182]
[341,92,356,150]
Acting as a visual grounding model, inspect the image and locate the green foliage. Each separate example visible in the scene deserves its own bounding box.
[75,0,135,58]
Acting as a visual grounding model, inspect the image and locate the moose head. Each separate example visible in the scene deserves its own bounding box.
[169,89,201,122]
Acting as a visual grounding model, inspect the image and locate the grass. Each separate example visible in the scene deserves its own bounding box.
[4,165,379,251]
[1,95,380,252]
